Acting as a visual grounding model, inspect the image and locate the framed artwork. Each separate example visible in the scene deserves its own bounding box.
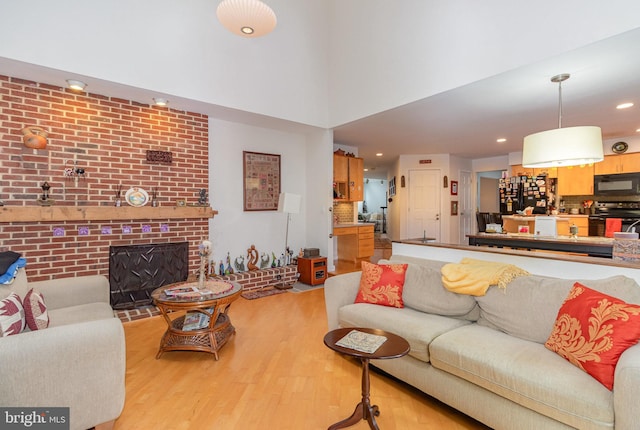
[451,201,458,216]
[243,151,281,211]
[389,176,396,197]
[450,180,458,195]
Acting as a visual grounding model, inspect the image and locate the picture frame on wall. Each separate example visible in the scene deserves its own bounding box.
[243,151,281,211]
[451,201,458,216]
[451,180,458,196]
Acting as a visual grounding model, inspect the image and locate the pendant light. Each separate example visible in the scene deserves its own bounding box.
[522,73,603,168]
[216,0,277,38]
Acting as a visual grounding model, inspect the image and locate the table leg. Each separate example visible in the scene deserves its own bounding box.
[328,358,380,430]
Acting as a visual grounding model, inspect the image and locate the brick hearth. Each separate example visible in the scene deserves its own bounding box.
[213,265,298,291]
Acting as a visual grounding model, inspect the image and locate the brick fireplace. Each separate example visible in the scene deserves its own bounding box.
[0,74,212,282]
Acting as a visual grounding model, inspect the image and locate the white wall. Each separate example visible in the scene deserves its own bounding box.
[210,118,309,268]
[0,0,331,128]
[328,0,640,126]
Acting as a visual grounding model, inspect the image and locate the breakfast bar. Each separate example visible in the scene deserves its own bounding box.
[466,233,614,258]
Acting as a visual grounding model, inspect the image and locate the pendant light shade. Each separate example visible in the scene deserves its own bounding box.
[522,73,603,168]
[217,0,277,38]
[522,126,603,168]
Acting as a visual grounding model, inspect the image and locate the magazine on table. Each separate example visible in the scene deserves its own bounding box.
[182,308,214,331]
[335,330,387,354]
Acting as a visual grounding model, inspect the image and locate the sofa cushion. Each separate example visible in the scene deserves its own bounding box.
[545,282,640,390]
[0,293,26,336]
[430,324,613,430]
[355,261,407,308]
[476,275,640,344]
[338,303,471,363]
[383,257,478,319]
[23,289,49,331]
[48,303,115,328]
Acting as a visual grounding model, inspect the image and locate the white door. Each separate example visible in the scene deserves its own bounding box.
[408,169,441,241]
[459,170,473,244]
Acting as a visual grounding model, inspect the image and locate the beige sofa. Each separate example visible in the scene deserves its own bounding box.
[0,268,125,430]
[324,244,640,430]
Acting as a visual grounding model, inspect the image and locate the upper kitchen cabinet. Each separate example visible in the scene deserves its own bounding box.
[510,165,557,178]
[333,154,364,201]
[594,153,640,175]
[557,164,594,196]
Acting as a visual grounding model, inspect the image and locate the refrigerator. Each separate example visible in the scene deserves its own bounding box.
[499,174,555,215]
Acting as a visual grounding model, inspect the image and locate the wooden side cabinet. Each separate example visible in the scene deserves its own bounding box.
[297,257,327,285]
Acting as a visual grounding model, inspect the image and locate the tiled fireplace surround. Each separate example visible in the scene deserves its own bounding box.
[0,74,213,287]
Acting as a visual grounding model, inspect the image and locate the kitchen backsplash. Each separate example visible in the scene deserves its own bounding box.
[333,201,355,223]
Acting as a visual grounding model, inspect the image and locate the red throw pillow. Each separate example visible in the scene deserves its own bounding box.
[24,288,49,331]
[0,293,26,337]
[354,261,408,308]
[545,282,640,390]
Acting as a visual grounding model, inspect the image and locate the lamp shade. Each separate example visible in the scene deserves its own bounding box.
[216,0,276,38]
[522,126,604,168]
[278,193,301,214]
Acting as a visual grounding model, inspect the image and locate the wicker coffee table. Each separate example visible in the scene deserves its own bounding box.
[151,280,242,360]
[324,327,410,430]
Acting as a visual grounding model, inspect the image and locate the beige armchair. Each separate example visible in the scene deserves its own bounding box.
[0,268,125,430]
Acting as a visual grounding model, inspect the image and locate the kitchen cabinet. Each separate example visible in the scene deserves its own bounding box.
[334,224,374,263]
[510,165,557,178]
[333,154,364,201]
[594,153,640,175]
[557,164,594,196]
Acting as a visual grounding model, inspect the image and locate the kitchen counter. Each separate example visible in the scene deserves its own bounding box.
[467,233,613,258]
[502,214,589,236]
[334,222,376,228]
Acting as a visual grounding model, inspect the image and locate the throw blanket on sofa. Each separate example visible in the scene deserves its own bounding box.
[441,258,530,296]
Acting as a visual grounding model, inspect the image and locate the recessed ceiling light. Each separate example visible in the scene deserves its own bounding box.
[364,168,369,172]
[153,98,169,106]
[496,138,507,143]
[616,102,634,109]
[636,128,640,133]
[375,153,383,157]
[66,79,87,91]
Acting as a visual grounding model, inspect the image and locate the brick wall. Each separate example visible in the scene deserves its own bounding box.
[214,265,298,291]
[0,75,210,282]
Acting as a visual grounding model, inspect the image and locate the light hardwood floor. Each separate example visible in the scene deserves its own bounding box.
[116,288,490,430]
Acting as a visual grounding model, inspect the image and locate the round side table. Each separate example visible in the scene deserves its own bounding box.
[324,327,410,430]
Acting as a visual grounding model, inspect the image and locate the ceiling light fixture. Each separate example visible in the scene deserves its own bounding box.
[216,0,277,38]
[522,73,603,168]
[375,153,383,157]
[496,138,507,143]
[66,79,87,91]
[616,102,634,109]
[153,98,169,106]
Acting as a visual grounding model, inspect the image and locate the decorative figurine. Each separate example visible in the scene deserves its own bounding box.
[247,245,259,271]
[224,252,233,275]
[219,260,225,276]
[271,252,277,268]
[299,248,304,258]
[260,252,270,269]
[234,255,246,273]
[198,189,207,206]
[21,126,48,149]
[151,187,158,207]
[37,181,54,206]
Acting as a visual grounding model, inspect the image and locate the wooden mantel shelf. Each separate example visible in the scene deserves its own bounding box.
[0,205,218,223]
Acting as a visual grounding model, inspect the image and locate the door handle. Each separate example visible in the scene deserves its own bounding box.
[435,214,440,221]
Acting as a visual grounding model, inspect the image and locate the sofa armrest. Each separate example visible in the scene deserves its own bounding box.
[0,318,125,430]
[324,271,362,331]
[29,275,110,310]
[613,343,640,430]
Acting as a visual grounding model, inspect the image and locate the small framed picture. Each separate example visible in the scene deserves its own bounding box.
[451,201,458,216]
[451,180,458,196]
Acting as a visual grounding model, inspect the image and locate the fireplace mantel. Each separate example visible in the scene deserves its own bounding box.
[0,205,217,223]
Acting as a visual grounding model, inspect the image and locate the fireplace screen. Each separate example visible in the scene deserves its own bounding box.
[109,242,189,309]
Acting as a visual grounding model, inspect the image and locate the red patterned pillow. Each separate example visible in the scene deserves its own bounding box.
[354,261,408,308]
[0,293,26,337]
[545,282,640,390]
[24,288,49,331]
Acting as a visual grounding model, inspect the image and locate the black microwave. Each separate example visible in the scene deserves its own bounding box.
[594,173,640,196]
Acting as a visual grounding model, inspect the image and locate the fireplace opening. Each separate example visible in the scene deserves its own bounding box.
[109,242,189,310]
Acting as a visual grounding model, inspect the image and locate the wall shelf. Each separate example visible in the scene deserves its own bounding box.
[0,205,218,223]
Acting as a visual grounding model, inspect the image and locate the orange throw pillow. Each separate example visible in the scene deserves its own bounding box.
[354,261,408,308]
[545,282,640,390]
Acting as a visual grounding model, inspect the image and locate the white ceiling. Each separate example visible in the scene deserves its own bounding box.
[333,28,640,179]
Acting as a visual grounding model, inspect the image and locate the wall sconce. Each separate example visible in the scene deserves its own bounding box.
[153,98,169,106]
[66,79,87,91]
